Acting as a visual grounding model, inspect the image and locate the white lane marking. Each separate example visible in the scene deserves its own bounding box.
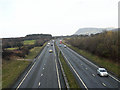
[44,64,45,65]
[59,47,88,90]
[67,47,98,68]
[43,68,44,70]
[41,74,43,76]
[81,64,83,65]
[53,44,61,90]
[102,83,106,87]
[16,62,36,89]
[38,82,41,86]
[92,74,95,77]
[67,47,120,83]
[109,74,120,82]
[85,68,88,70]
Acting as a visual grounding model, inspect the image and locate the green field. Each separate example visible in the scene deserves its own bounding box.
[23,40,36,45]
[6,47,18,50]
[55,44,80,88]
[2,60,30,88]
[64,43,120,77]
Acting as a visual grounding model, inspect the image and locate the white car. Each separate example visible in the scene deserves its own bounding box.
[48,43,50,45]
[59,44,62,47]
[49,49,53,53]
[64,45,67,48]
[97,68,108,77]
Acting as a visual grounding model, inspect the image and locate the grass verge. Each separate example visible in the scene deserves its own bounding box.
[2,60,30,88]
[55,44,79,88]
[64,43,120,77]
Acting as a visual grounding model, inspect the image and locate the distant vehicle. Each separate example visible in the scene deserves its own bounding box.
[48,43,50,45]
[59,40,62,44]
[64,45,66,48]
[59,44,62,47]
[97,68,108,77]
[49,49,53,53]
[51,44,53,46]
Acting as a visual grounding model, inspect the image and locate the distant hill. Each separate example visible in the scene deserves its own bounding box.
[74,28,115,35]
[25,34,52,40]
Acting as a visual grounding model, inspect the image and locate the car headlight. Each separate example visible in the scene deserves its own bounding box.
[100,73,104,76]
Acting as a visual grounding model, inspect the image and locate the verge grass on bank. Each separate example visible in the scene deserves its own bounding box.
[25,47,42,59]
[2,60,30,88]
[23,40,36,45]
[55,44,79,88]
[25,42,47,59]
[64,43,120,77]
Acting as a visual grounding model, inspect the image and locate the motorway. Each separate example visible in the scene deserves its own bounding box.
[13,41,66,89]
[56,41,120,89]
[13,39,120,89]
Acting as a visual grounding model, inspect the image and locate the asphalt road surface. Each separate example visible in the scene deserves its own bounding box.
[13,41,65,89]
[56,41,120,89]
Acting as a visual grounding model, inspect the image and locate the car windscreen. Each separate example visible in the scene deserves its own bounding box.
[100,70,106,72]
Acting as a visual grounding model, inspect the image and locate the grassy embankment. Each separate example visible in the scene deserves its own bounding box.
[2,41,47,88]
[55,44,80,88]
[25,42,47,59]
[63,42,120,77]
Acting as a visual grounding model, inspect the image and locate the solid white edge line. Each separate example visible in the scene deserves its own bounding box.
[53,44,61,90]
[16,62,36,90]
[67,47,120,83]
[58,47,88,90]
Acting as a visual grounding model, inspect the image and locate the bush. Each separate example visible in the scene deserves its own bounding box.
[65,30,119,62]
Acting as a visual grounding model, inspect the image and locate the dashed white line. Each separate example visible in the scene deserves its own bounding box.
[102,83,106,87]
[16,62,36,90]
[81,64,83,65]
[43,68,44,70]
[92,74,95,77]
[85,68,88,70]
[38,82,41,86]
[41,74,43,76]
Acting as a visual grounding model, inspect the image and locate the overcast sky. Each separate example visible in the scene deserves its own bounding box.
[0,0,119,38]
